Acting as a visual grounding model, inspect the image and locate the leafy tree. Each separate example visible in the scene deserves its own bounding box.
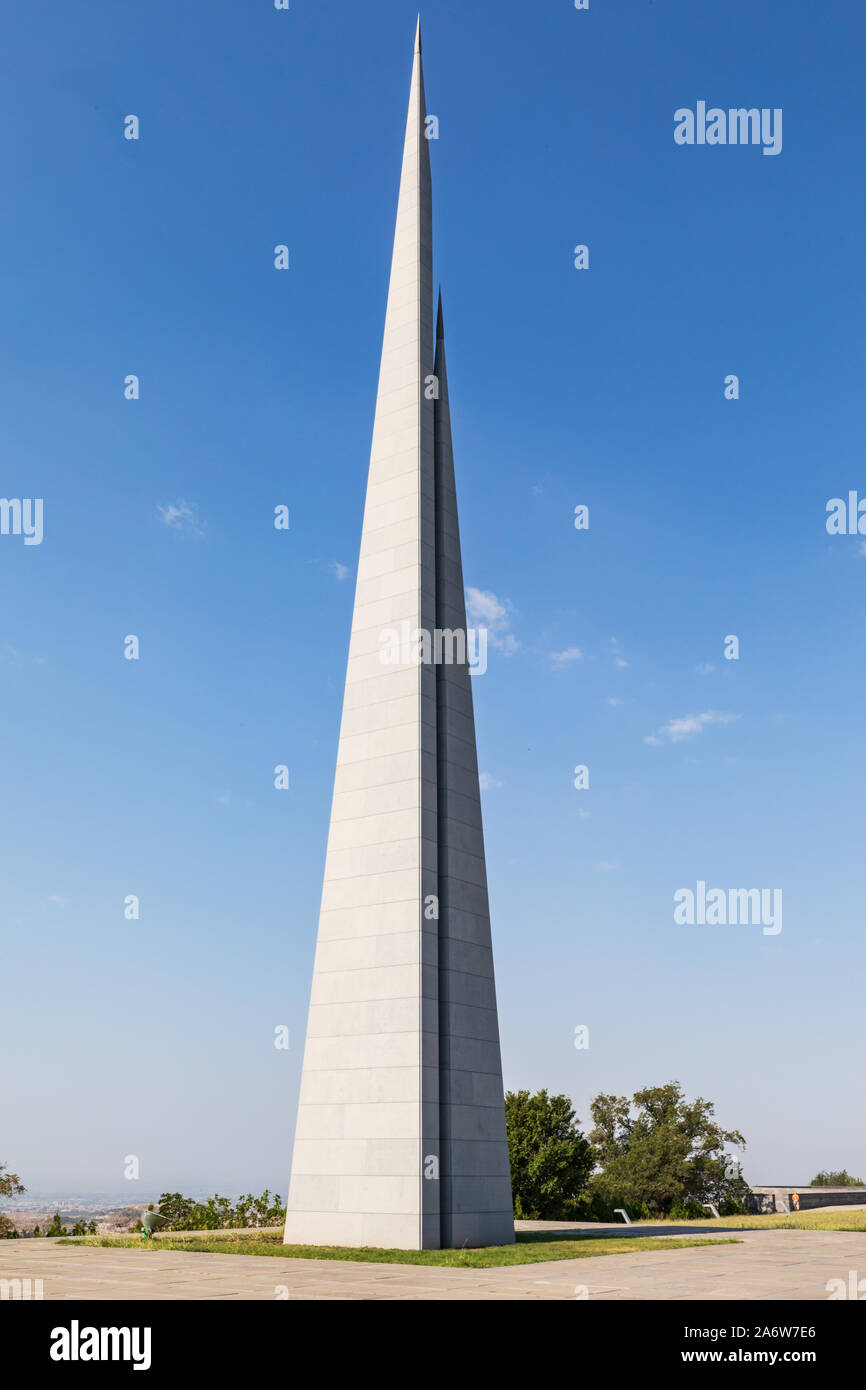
[588,1082,748,1217]
[0,1162,24,1200]
[45,1213,67,1237]
[810,1169,864,1187]
[0,1161,25,1239]
[148,1193,196,1229]
[505,1090,594,1219]
[151,1189,287,1231]
[234,1190,287,1228]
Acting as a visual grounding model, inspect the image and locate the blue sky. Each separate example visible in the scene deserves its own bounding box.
[2,0,865,1197]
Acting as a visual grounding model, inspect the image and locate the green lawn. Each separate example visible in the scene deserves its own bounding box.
[58,1229,739,1268]
[56,1206,865,1267]
[663,1209,866,1233]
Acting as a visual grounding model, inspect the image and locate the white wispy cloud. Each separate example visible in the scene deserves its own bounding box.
[478,772,503,791]
[645,710,740,744]
[549,646,583,668]
[696,662,715,675]
[609,636,628,669]
[466,588,519,655]
[157,500,204,536]
[329,561,351,581]
[3,646,45,666]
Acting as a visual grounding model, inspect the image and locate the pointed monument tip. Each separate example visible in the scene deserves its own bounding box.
[436,290,444,341]
[415,15,422,53]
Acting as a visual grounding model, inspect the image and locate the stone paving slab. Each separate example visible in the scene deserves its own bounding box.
[1,1230,864,1300]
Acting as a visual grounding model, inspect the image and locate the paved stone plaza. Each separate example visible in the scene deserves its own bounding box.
[3,1228,864,1300]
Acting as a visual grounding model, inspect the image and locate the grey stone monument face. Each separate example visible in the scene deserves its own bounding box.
[283,20,514,1251]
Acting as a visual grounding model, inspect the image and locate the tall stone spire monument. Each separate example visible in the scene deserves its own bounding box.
[284,20,514,1251]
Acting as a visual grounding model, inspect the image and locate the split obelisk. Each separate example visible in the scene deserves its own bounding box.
[284,20,514,1251]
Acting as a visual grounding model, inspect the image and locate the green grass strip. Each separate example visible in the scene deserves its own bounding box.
[58,1231,739,1268]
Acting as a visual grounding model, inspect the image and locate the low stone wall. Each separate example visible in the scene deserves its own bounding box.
[747,1186,866,1214]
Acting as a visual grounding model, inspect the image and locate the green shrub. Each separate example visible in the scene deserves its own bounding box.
[669,1198,708,1220]
[147,1190,286,1232]
[810,1170,864,1187]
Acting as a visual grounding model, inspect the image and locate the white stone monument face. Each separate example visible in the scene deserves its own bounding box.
[283,20,514,1251]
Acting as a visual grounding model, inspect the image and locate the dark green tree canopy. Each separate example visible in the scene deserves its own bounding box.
[588,1082,747,1216]
[505,1089,594,1220]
